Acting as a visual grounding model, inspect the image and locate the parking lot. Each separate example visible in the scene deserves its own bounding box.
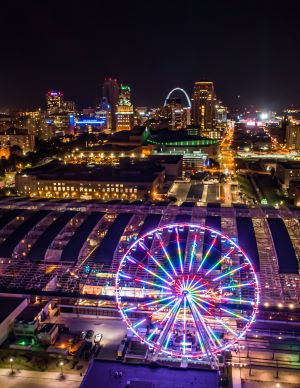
[168,180,221,204]
[50,316,127,360]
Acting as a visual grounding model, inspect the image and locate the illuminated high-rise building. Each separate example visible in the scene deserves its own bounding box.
[215,102,227,123]
[95,97,112,131]
[116,84,134,131]
[191,81,217,137]
[46,91,64,115]
[63,100,76,114]
[102,78,119,131]
[164,98,183,130]
[134,107,149,126]
[286,124,300,150]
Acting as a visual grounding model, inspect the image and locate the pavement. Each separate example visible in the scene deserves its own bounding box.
[240,366,300,387]
[80,359,219,388]
[231,367,242,388]
[169,180,223,205]
[0,368,82,388]
[168,181,191,202]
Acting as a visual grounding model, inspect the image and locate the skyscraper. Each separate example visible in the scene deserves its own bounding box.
[164,98,184,130]
[286,124,300,150]
[95,97,112,131]
[116,84,134,131]
[191,81,217,137]
[46,91,64,115]
[102,78,119,131]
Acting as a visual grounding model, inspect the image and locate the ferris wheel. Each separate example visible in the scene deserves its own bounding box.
[115,223,260,361]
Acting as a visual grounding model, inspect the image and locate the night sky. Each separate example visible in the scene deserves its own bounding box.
[0,1,300,111]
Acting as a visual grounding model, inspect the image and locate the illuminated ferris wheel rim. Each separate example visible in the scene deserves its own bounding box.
[115,223,260,359]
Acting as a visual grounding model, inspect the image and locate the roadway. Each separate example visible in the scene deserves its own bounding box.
[219,125,236,205]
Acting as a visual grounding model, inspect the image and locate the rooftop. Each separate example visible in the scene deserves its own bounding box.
[15,303,47,324]
[0,296,26,323]
[18,161,164,184]
[148,155,183,164]
[82,144,140,152]
[147,129,218,146]
[0,127,30,136]
[80,360,219,388]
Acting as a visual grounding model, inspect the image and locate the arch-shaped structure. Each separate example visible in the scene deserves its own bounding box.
[164,87,191,108]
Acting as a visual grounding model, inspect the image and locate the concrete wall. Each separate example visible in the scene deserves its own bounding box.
[0,298,28,345]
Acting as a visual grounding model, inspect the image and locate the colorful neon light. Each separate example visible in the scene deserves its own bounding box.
[116,223,260,359]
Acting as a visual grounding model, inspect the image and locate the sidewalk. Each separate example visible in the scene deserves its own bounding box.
[231,367,242,388]
[0,367,83,388]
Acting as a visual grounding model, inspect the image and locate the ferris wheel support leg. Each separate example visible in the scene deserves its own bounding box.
[152,299,182,359]
[188,299,219,369]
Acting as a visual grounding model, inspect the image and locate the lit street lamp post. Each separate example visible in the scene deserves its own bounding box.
[9,357,14,374]
[59,361,64,377]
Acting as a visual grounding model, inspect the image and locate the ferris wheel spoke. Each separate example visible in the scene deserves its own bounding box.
[218,296,254,305]
[204,247,235,276]
[137,263,172,286]
[212,317,240,338]
[133,318,147,328]
[162,297,183,350]
[134,277,171,291]
[213,263,248,282]
[147,327,159,341]
[163,332,173,350]
[196,331,206,355]
[155,232,178,277]
[207,325,223,347]
[159,297,182,325]
[155,297,182,349]
[188,278,207,292]
[138,241,175,281]
[189,295,215,314]
[141,295,178,308]
[123,295,176,313]
[220,307,250,322]
[150,296,179,317]
[201,310,240,338]
[175,228,184,273]
[219,281,256,291]
[197,236,217,272]
[119,272,133,280]
[187,297,212,357]
[182,296,188,355]
[188,233,198,272]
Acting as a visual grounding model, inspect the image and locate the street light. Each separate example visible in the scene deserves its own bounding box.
[59,361,64,376]
[9,357,14,373]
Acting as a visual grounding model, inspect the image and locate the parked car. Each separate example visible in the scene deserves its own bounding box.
[80,331,86,340]
[86,330,94,340]
[69,340,84,355]
[94,333,103,343]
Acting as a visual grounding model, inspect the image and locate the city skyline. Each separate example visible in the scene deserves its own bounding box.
[0,2,300,387]
[1,1,300,110]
